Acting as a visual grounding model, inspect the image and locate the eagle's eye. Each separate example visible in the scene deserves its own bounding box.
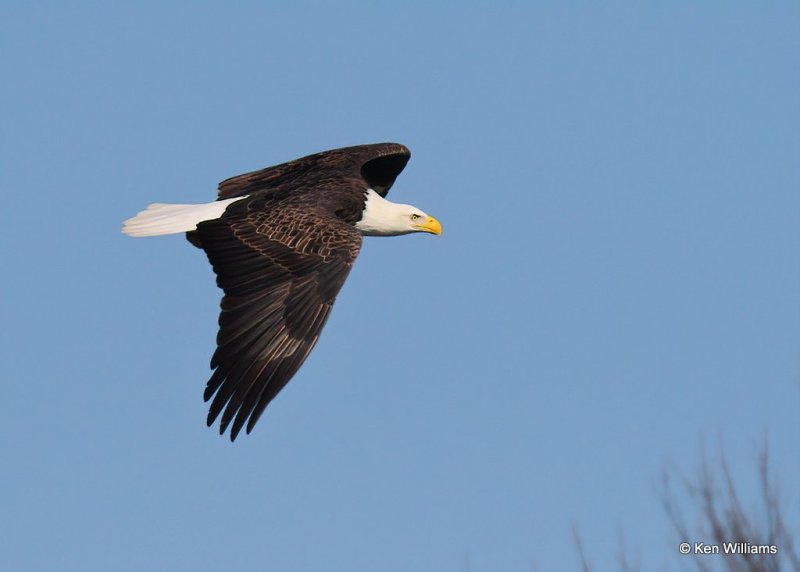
[410,214,421,221]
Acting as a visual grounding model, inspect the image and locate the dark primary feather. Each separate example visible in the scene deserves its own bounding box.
[189,143,410,440]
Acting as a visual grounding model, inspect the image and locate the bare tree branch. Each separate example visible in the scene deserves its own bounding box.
[576,439,797,572]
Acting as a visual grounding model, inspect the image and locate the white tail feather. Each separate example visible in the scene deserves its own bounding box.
[122,196,244,237]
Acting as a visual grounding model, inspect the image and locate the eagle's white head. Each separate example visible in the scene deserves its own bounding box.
[355,189,442,237]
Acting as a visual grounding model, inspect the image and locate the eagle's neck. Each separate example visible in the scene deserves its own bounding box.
[355,189,415,236]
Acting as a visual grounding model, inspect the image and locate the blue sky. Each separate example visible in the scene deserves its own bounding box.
[2,3,798,571]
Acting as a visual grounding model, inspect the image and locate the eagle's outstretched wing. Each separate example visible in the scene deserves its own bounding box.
[190,195,362,440]
[216,143,410,200]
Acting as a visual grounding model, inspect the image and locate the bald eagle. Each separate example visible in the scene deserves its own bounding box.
[123,143,441,440]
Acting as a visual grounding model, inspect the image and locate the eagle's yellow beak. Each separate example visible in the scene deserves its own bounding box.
[415,215,442,236]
